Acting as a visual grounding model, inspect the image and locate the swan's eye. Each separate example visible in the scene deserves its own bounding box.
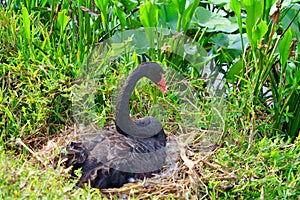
[158,73,167,92]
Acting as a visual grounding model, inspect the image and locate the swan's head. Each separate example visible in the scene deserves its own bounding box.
[140,62,167,92]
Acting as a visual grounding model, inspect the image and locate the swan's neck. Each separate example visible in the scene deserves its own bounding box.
[115,70,162,138]
[116,72,138,131]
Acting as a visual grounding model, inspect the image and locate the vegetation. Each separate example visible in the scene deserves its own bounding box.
[0,0,299,199]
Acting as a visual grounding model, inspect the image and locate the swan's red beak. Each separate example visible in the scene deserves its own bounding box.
[158,73,167,92]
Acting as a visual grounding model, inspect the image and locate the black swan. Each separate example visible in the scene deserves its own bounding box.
[60,62,167,189]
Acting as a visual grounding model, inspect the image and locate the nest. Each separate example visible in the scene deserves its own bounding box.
[33,123,237,199]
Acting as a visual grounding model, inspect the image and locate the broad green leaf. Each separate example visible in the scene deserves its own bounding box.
[211,33,247,63]
[140,2,158,27]
[241,0,262,48]
[279,28,292,67]
[182,0,199,32]
[193,7,215,27]
[114,6,127,29]
[158,2,178,30]
[192,6,238,33]
[281,5,300,40]
[226,59,243,82]
[211,33,229,47]
[57,10,70,32]
[22,4,30,40]
[252,20,268,42]
[230,0,241,21]
[94,0,108,13]
[214,23,238,33]
[172,0,186,14]
[140,3,158,49]
[230,0,244,48]
[110,30,150,51]
[241,0,262,20]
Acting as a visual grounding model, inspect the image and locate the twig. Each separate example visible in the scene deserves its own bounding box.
[16,138,48,167]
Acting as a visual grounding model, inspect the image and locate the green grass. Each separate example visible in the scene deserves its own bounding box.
[0,0,299,199]
[0,146,105,199]
[214,137,300,199]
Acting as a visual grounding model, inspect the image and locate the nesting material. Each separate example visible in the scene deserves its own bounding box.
[37,123,237,199]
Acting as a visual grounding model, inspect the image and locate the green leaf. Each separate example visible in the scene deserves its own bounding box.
[230,0,245,49]
[57,10,70,32]
[140,2,158,50]
[94,0,108,14]
[279,28,292,67]
[140,2,158,27]
[252,19,268,42]
[22,4,30,40]
[172,0,186,15]
[241,0,262,48]
[158,2,178,30]
[114,6,127,29]
[281,5,300,41]
[94,0,108,30]
[211,33,229,47]
[181,0,200,32]
[192,6,238,33]
[226,59,243,82]
[230,0,241,19]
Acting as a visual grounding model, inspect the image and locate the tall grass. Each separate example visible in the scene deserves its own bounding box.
[229,0,300,140]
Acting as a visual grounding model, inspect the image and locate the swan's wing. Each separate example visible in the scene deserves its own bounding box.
[59,131,133,189]
[59,127,166,189]
[88,133,166,174]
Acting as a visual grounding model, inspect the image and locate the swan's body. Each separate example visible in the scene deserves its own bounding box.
[61,62,167,189]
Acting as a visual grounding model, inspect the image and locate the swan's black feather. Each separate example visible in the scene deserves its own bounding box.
[59,126,166,189]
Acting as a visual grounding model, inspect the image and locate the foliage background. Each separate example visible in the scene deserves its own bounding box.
[0,0,299,199]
